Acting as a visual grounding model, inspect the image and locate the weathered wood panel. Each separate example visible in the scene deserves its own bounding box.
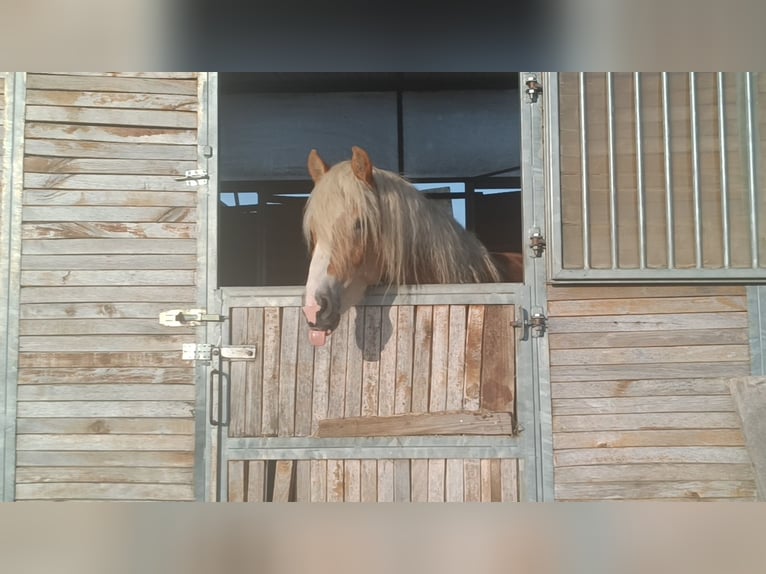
[549,284,756,501]
[317,411,514,437]
[16,72,201,501]
[228,458,520,502]
[228,303,516,438]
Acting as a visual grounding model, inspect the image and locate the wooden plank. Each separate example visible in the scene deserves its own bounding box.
[19,335,194,353]
[25,156,196,176]
[17,401,194,418]
[245,308,265,436]
[24,189,197,207]
[553,429,746,449]
[549,296,747,316]
[548,312,748,333]
[361,306,381,416]
[481,305,515,412]
[18,351,185,368]
[38,72,198,79]
[394,306,414,414]
[272,460,294,502]
[553,412,743,432]
[480,459,492,502]
[17,384,194,401]
[15,483,195,501]
[310,460,327,502]
[295,460,311,502]
[429,305,450,412]
[23,238,196,255]
[295,321,315,437]
[554,463,757,483]
[27,105,197,129]
[25,122,197,144]
[360,459,377,502]
[550,379,732,399]
[378,306,397,417]
[344,460,361,502]
[327,460,345,502]
[21,302,193,320]
[20,318,194,336]
[261,308,281,436]
[554,446,753,466]
[378,459,394,502]
[446,306,467,411]
[550,328,749,350]
[327,312,349,420]
[247,461,266,502]
[317,410,514,437]
[394,459,411,502]
[500,459,518,502]
[345,307,363,418]
[552,395,736,415]
[463,305,485,411]
[23,206,196,222]
[445,459,464,502]
[411,306,433,413]
[550,362,751,382]
[228,308,249,437]
[24,138,196,160]
[16,417,193,434]
[26,74,197,94]
[22,255,197,270]
[278,307,299,437]
[554,480,756,500]
[17,450,193,467]
[547,285,746,301]
[26,173,191,191]
[26,90,198,111]
[310,338,331,434]
[15,466,193,484]
[489,459,502,502]
[16,434,193,452]
[428,459,445,501]
[21,270,195,287]
[228,461,246,502]
[463,459,481,502]
[410,460,428,502]
[22,222,197,240]
[551,345,750,366]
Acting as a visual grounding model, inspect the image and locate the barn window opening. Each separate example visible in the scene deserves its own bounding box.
[218,73,522,287]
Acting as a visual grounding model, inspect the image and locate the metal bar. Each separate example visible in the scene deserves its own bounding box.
[745,72,760,268]
[552,266,766,282]
[748,286,766,376]
[607,73,619,268]
[661,72,675,269]
[717,72,731,268]
[634,72,647,269]
[689,73,703,267]
[578,73,591,268]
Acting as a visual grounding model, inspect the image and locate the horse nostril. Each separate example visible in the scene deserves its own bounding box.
[317,294,331,315]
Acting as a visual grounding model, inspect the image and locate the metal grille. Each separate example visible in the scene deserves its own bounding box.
[548,72,765,281]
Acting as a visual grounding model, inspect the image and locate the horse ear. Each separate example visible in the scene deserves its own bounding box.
[308,149,329,183]
[351,146,375,189]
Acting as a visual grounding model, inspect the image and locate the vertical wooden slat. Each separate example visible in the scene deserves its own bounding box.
[294,321,314,437]
[245,308,264,435]
[361,306,381,417]
[480,459,492,502]
[310,460,327,502]
[464,459,481,502]
[481,305,515,412]
[295,460,311,502]
[344,460,361,502]
[463,305,484,410]
[428,459,445,502]
[345,307,363,418]
[394,459,411,502]
[429,305,450,413]
[228,460,245,502]
[411,306,433,413]
[394,306,414,414]
[261,308,281,436]
[446,305,467,411]
[228,308,248,437]
[327,459,344,502]
[310,341,331,434]
[327,312,349,420]
[489,459,502,502]
[361,459,377,502]
[247,461,265,502]
[410,459,428,502]
[378,459,394,502]
[272,460,293,502]
[445,459,464,502]
[500,459,519,502]
[278,307,299,437]
[378,306,397,417]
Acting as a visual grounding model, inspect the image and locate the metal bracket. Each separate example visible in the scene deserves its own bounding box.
[174,169,209,186]
[529,227,546,258]
[182,343,256,363]
[159,309,226,327]
[525,74,543,104]
[513,306,547,339]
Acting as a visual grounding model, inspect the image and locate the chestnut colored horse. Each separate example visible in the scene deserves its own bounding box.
[302,146,522,346]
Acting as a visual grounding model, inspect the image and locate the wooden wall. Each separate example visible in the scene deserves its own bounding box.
[15,73,200,500]
[548,285,757,501]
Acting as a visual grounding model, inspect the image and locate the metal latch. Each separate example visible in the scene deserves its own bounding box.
[182,343,256,363]
[159,309,226,326]
[174,169,209,186]
[529,227,546,258]
[525,74,543,103]
[513,306,547,339]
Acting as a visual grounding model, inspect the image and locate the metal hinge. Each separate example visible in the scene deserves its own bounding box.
[525,74,543,104]
[174,169,209,186]
[529,227,546,257]
[159,309,226,327]
[513,306,547,339]
[182,343,256,363]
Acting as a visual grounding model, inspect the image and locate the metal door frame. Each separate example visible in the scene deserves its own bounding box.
[199,72,555,501]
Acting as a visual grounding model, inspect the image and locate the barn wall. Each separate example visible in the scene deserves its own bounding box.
[15,73,201,500]
[548,284,757,501]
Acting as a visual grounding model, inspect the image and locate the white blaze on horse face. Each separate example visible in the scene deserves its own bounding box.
[304,241,332,311]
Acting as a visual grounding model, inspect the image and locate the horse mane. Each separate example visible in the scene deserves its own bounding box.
[303,160,502,285]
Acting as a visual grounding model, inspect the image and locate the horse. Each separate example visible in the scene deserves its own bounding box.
[302,146,522,346]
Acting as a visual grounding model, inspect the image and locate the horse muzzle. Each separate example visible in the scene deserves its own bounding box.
[302,304,336,347]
